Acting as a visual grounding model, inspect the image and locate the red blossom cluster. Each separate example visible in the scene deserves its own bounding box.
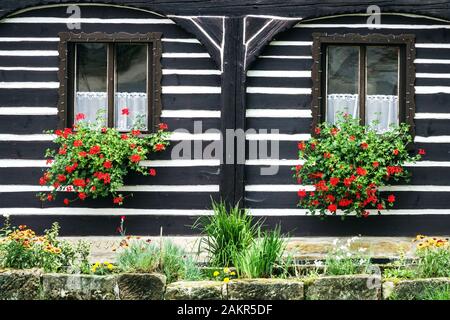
[294,115,422,217]
[38,109,170,206]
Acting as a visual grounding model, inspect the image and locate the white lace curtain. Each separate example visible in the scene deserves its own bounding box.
[327,94,398,132]
[75,92,148,130]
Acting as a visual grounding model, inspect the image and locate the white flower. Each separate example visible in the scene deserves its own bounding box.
[2,213,10,219]
[359,259,367,265]
[314,260,324,267]
[332,239,339,246]
[346,252,352,257]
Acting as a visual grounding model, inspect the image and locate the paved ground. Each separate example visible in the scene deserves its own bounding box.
[60,236,424,263]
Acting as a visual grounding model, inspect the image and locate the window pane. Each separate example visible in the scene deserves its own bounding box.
[366,46,399,132]
[75,43,108,126]
[114,44,148,131]
[326,46,360,124]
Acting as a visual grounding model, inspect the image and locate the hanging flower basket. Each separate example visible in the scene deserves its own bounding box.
[293,114,424,218]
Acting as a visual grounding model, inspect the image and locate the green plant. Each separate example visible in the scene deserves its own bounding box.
[294,114,422,217]
[415,236,450,278]
[420,285,450,300]
[115,238,203,283]
[232,227,286,278]
[38,111,170,205]
[0,221,90,273]
[324,237,372,275]
[194,200,258,267]
[383,253,415,280]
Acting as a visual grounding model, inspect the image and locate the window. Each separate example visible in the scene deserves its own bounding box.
[311,33,416,134]
[58,32,162,132]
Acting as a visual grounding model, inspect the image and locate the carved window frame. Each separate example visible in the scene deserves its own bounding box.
[57,32,163,133]
[311,33,416,136]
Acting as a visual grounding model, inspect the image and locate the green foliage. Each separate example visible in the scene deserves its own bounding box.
[38,111,170,205]
[294,114,422,217]
[115,238,203,283]
[324,237,372,276]
[421,285,450,300]
[416,245,450,278]
[0,221,90,273]
[232,227,286,279]
[194,200,258,267]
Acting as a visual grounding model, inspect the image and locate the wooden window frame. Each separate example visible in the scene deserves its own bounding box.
[311,33,416,137]
[57,32,163,133]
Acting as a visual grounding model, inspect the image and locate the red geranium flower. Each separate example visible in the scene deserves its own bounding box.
[393,149,399,155]
[356,167,367,176]
[159,123,168,131]
[418,148,426,155]
[298,189,307,198]
[372,161,379,168]
[149,168,157,176]
[387,194,396,203]
[314,127,321,135]
[297,142,305,151]
[121,134,128,140]
[329,177,340,186]
[324,152,331,159]
[121,108,129,115]
[113,196,124,205]
[349,135,355,141]
[78,192,87,200]
[131,130,141,136]
[155,143,165,152]
[101,127,107,133]
[78,151,87,157]
[130,154,141,163]
[330,128,339,136]
[47,194,53,201]
[360,142,369,150]
[362,210,370,218]
[103,161,112,169]
[57,174,67,182]
[63,198,70,205]
[327,203,337,213]
[73,178,86,188]
[75,113,86,121]
[326,194,336,203]
[73,140,83,147]
[377,203,384,210]
[89,145,101,155]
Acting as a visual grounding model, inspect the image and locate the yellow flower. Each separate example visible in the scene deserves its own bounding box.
[230,271,236,276]
[223,267,230,274]
[107,264,114,270]
[223,277,230,283]
[213,271,220,277]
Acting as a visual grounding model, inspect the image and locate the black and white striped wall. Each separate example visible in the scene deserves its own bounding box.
[245,13,450,235]
[1,3,450,236]
[0,4,223,235]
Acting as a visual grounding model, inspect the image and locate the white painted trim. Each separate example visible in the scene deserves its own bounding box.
[0,160,49,168]
[0,159,221,168]
[246,70,311,78]
[0,184,219,193]
[246,87,312,94]
[162,69,221,75]
[169,132,221,141]
[0,50,58,56]
[245,184,450,192]
[244,15,303,20]
[0,134,54,141]
[416,43,450,49]
[2,17,175,24]
[140,159,221,167]
[245,159,304,166]
[415,113,450,119]
[269,41,312,46]
[162,86,221,94]
[414,135,450,143]
[0,37,59,42]
[415,58,450,64]
[295,23,450,29]
[0,107,58,115]
[161,38,200,43]
[246,109,311,118]
[415,86,450,94]
[162,52,210,58]
[0,67,58,72]
[249,208,450,216]
[405,161,450,167]
[0,82,59,89]
[0,208,213,216]
[416,73,450,79]
[258,55,312,59]
[245,133,311,141]
[161,110,221,118]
